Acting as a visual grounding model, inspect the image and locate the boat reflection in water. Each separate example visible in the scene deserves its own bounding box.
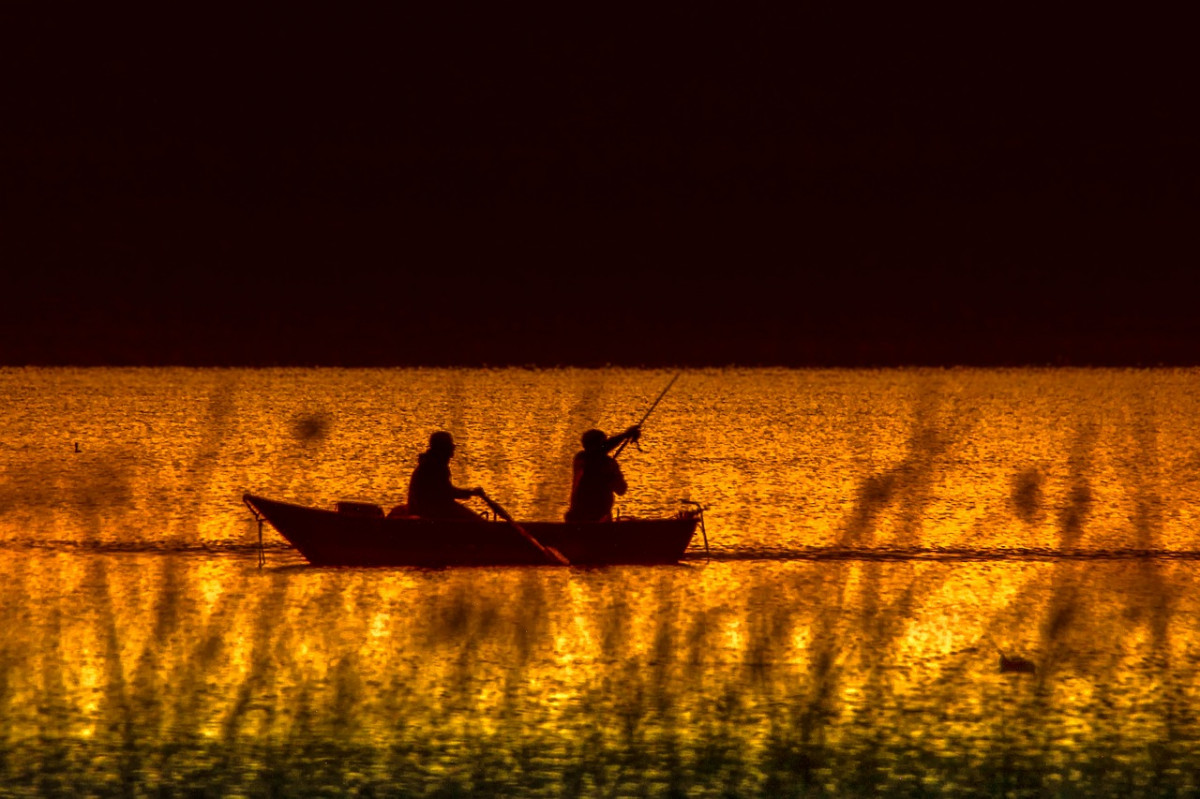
[1,367,1199,796]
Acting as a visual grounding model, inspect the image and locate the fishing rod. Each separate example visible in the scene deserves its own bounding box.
[613,372,681,459]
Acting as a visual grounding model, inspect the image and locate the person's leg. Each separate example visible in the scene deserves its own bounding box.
[414,502,485,521]
[446,502,485,522]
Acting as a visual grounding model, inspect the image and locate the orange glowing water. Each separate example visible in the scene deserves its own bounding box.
[2,367,1199,795]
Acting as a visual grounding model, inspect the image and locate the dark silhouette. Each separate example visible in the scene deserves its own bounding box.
[406,431,485,520]
[565,425,640,523]
[999,654,1037,674]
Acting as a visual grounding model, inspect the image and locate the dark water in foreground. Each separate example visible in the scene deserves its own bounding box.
[2,367,1200,797]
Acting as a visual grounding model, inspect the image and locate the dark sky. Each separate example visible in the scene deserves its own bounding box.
[2,5,1197,366]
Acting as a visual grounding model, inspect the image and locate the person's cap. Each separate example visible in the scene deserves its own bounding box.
[581,429,607,450]
[429,431,455,452]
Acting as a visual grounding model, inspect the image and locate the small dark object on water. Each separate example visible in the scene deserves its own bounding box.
[999,654,1036,674]
[74,442,80,453]
[292,413,329,442]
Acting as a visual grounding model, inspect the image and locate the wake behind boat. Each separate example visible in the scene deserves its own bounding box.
[243,493,704,567]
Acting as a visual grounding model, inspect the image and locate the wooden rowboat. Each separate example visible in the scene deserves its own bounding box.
[242,493,704,567]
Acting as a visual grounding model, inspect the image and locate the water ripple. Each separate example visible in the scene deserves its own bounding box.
[686,545,1200,562]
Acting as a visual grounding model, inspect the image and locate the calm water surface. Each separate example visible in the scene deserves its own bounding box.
[2,367,1200,797]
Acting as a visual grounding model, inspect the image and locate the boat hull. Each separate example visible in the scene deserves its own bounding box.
[243,494,700,567]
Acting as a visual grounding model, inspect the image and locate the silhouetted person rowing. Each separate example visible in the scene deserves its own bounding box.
[565,425,640,522]
[406,431,486,521]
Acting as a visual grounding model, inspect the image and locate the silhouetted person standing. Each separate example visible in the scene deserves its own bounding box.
[565,425,640,522]
[407,431,485,520]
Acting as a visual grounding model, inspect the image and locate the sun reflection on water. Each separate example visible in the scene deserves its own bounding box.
[2,367,1200,794]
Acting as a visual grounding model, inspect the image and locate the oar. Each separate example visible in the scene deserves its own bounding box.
[613,372,681,459]
[479,492,570,566]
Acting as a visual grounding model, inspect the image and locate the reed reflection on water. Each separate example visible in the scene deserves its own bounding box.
[2,367,1200,796]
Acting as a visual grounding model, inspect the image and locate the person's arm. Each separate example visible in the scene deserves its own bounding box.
[603,425,640,454]
[612,462,628,495]
[436,462,481,501]
[451,484,484,500]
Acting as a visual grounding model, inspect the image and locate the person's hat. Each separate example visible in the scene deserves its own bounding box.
[429,431,455,452]
[581,429,607,450]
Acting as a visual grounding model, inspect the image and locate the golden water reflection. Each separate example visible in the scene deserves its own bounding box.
[4,367,1200,794]
[3,548,1199,795]
[5,367,1200,554]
